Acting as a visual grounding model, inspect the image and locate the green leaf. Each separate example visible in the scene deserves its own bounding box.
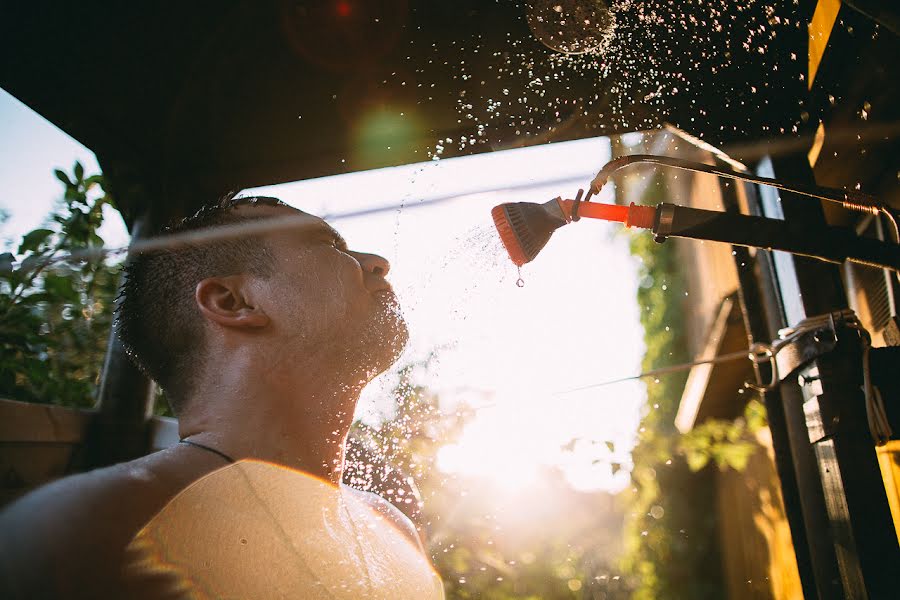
[18,253,46,275]
[85,175,104,188]
[73,162,84,183]
[43,273,79,302]
[54,169,72,186]
[0,252,14,274]
[725,421,743,443]
[18,228,54,254]
[744,399,767,432]
[685,451,709,472]
[17,292,53,305]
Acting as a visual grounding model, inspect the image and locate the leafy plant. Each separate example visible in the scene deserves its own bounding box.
[0,162,121,407]
[679,400,766,472]
[347,363,629,599]
[619,219,723,599]
[617,173,768,599]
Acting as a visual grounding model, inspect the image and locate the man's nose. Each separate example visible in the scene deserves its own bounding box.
[353,251,391,277]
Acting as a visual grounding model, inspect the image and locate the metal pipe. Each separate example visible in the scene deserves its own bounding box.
[590,154,882,211]
[86,211,157,469]
[653,203,900,271]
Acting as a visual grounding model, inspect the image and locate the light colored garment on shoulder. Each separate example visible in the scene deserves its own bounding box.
[123,459,444,600]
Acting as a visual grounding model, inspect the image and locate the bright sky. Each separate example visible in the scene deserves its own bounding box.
[1,87,646,493]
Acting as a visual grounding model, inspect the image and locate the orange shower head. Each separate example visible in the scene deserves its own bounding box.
[491,199,569,266]
[491,197,655,266]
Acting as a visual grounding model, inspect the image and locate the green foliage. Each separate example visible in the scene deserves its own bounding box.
[680,400,766,472]
[0,162,121,407]
[347,363,467,502]
[620,222,723,599]
[348,364,629,599]
[618,176,767,598]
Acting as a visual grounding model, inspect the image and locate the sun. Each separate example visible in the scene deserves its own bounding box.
[434,400,630,495]
[437,440,541,493]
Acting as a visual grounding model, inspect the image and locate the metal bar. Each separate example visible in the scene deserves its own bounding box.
[653,203,900,271]
[763,152,900,598]
[85,210,157,469]
[96,212,155,421]
[720,176,821,599]
[744,166,849,599]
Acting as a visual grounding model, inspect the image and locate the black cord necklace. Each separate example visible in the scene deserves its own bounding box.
[178,439,236,464]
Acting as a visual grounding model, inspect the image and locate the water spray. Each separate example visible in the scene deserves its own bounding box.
[492,155,900,272]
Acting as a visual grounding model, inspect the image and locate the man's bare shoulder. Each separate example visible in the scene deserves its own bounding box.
[0,451,203,599]
[345,486,425,552]
[2,455,173,537]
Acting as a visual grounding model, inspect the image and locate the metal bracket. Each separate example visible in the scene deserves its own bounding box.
[745,312,843,392]
[776,321,839,385]
[653,202,675,243]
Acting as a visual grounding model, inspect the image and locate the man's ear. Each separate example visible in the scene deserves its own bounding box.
[195,276,270,329]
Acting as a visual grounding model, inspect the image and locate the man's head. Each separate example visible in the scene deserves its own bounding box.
[116,195,408,414]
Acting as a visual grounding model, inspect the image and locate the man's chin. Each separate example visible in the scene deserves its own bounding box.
[364,293,410,371]
[378,297,410,361]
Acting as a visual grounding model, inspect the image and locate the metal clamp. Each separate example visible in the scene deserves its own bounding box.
[746,343,778,392]
[653,202,676,243]
[570,188,585,222]
[774,323,839,384]
[744,311,845,392]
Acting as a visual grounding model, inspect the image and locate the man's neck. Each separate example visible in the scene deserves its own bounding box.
[176,367,364,486]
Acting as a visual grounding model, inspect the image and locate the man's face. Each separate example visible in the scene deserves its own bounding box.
[244,204,408,379]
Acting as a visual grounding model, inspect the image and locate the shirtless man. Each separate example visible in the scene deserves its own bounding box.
[0,196,442,598]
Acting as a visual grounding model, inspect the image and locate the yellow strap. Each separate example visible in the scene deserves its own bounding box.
[808,0,841,90]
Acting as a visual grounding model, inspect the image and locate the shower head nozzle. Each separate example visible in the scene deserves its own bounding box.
[491,197,656,266]
[491,199,569,266]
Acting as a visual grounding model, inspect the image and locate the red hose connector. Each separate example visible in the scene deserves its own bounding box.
[624,202,655,229]
[556,199,656,230]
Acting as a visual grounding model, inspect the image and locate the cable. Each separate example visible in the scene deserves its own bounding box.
[848,321,894,446]
[588,154,885,212]
[9,172,600,271]
[590,154,900,285]
[879,208,900,284]
[554,349,751,396]
[556,308,892,446]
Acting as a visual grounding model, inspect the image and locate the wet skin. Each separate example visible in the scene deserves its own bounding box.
[0,204,419,599]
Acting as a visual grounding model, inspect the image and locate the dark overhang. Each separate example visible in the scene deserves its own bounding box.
[2,1,820,220]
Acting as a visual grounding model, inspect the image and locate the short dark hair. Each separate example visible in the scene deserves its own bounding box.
[115,194,282,414]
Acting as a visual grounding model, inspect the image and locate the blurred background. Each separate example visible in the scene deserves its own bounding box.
[3,1,898,598]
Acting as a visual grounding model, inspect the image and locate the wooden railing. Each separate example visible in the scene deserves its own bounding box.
[0,398,178,507]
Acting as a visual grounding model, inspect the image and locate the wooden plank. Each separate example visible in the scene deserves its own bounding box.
[876,440,900,543]
[715,428,804,599]
[0,397,91,443]
[0,398,180,507]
